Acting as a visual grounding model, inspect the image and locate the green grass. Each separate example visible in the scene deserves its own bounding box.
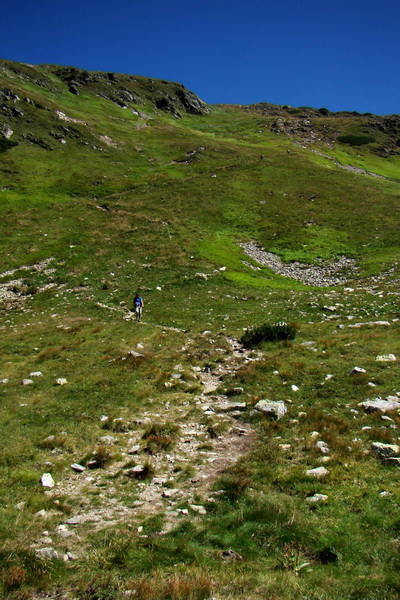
[1,60,400,599]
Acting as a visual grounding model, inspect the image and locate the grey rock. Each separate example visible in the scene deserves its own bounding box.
[218,549,243,561]
[3,126,13,139]
[99,435,118,445]
[127,350,145,358]
[306,466,329,477]
[316,441,330,455]
[128,445,141,455]
[254,400,287,419]
[306,494,328,503]
[71,463,86,472]
[376,354,396,362]
[219,402,247,412]
[125,465,146,478]
[65,515,83,525]
[371,442,400,458]
[29,371,43,378]
[359,398,400,413]
[40,473,55,488]
[35,547,59,560]
[349,366,366,375]
[190,504,207,514]
[152,477,167,485]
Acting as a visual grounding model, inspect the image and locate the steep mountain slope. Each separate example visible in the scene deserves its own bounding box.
[0,60,400,600]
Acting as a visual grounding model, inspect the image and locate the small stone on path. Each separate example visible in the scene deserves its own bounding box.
[40,473,55,488]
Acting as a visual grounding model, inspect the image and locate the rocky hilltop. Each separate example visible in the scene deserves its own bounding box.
[0,59,209,153]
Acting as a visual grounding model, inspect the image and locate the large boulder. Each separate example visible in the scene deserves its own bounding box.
[359,397,400,413]
[254,400,287,419]
[371,442,400,458]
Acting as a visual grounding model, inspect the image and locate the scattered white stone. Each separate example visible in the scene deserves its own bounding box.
[0,378,9,384]
[40,473,55,488]
[35,547,59,560]
[34,509,48,518]
[279,444,292,450]
[376,354,396,362]
[380,491,391,497]
[306,467,329,478]
[125,465,146,478]
[128,445,141,455]
[349,367,366,375]
[21,378,33,385]
[348,321,390,328]
[291,384,300,392]
[30,371,43,378]
[127,350,144,358]
[99,435,118,445]
[162,489,178,498]
[306,494,328,503]
[316,441,330,455]
[152,477,167,485]
[71,463,86,472]
[190,504,207,515]
[55,378,67,385]
[310,431,320,438]
[65,516,83,525]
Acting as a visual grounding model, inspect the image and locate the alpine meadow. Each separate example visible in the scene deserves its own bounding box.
[0,59,400,600]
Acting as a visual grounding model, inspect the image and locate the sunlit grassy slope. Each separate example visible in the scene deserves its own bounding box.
[1,60,400,600]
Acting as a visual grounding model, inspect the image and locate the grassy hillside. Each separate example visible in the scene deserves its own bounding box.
[1,60,400,600]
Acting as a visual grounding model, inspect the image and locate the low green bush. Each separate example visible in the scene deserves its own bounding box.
[337,134,375,146]
[240,322,297,348]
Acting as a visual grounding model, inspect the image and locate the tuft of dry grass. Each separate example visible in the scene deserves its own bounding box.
[2,565,27,590]
[128,568,215,600]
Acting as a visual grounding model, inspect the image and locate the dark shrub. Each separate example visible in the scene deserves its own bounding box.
[337,134,375,146]
[240,322,297,348]
[0,138,18,153]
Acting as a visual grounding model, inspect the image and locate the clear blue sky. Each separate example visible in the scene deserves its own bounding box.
[2,0,399,115]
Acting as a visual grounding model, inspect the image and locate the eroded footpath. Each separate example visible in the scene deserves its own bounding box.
[33,337,257,561]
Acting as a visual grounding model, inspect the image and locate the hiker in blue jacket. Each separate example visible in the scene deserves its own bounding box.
[133,293,144,322]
